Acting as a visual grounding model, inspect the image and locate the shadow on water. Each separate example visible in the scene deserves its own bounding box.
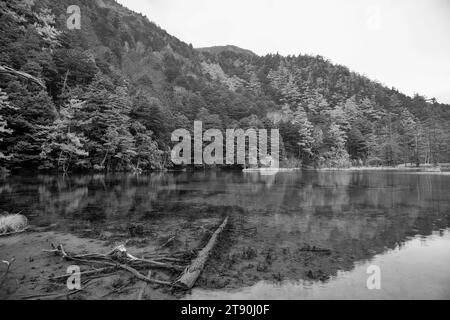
[0,170,449,295]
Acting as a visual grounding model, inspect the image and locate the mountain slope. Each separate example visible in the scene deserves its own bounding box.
[0,0,449,172]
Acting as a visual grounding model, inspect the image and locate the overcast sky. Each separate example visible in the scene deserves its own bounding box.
[117,0,450,104]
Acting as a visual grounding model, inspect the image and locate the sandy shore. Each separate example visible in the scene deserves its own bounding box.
[0,215,361,300]
[0,231,181,300]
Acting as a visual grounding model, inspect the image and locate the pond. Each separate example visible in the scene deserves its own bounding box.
[0,170,449,299]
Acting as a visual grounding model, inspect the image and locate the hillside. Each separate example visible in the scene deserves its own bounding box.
[0,0,449,172]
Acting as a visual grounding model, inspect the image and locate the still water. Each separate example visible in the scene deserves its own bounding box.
[187,230,450,300]
[0,170,449,299]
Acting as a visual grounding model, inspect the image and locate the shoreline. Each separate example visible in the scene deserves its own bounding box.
[0,230,186,300]
[315,166,449,173]
[317,166,427,171]
[242,166,449,174]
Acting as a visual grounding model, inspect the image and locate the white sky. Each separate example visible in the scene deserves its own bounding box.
[117,0,450,104]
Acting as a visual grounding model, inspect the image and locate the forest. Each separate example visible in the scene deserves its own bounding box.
[1,0,449,173]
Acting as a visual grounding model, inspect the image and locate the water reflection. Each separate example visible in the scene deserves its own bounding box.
[0,171,449,293]
[187,230,450,300]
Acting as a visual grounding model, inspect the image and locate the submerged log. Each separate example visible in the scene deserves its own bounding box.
[137,271,152,300]
[0,258,15,288]
[176,216,228,289]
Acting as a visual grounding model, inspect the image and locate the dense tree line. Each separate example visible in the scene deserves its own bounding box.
[0,0,449,173]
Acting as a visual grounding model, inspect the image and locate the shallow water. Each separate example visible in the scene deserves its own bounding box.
[0,170,449,299]
[187,230,450,300]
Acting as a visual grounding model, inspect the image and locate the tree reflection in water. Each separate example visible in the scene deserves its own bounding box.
[0,171,449,288]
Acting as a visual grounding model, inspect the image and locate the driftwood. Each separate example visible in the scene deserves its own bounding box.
[114,263,178,287]
[45,244,183,271]
[137,271,152,300]
[0,258,15,288]
[18,290,83,300]
[107,245,183,270]
[0,228,29,237]
[158,235,176,249]
[176,217,228,289]
[50,267,115,281]
[42,217,230,296]
[44,244,184,289]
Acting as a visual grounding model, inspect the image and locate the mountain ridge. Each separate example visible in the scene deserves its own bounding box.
[197,45,257,57]
[0,0,449,172]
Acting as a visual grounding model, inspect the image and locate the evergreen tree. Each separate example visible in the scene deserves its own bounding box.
[292,106,314,159]
[1,0,449,171]
[1,81,56,168]
[323,122,350,167]
[40,99,89,172]
[132,122,164,172]
[0,89,14,160]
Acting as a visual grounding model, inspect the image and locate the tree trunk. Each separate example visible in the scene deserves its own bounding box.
[176,217,228,289]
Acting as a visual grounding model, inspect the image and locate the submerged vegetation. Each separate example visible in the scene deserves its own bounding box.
[0,0,449,173]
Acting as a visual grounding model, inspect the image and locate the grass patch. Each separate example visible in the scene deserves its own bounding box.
[0,214,28,235]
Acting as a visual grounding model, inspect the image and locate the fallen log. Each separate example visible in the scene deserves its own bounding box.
[0,65,46,89]
[50,267,115,281]
[107,245,182,270]
[137,271,152,300]
[116,263,181,288]
[0,229,29,237]
[44,244,184,289]
[176,217,228,289]
[44,244,183,271]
